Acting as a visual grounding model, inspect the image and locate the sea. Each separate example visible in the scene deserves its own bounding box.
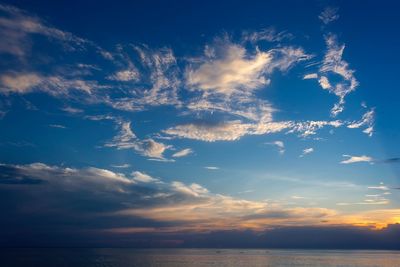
[1,248,400,267]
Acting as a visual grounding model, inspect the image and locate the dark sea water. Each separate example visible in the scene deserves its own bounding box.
[1,248,400,267]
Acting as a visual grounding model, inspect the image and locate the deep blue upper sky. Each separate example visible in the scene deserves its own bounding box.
[0,0,399,247]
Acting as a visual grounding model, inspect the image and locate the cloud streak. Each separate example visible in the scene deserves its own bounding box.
[172,148,193,158]
[340,155,374,164]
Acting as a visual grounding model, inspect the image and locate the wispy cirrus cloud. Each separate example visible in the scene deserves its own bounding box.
[289,120,342,137]
[242,27,293,43]
[0,3,372,145]
[61,106,84,114]
[319,7,339,25]
[175,37,312,142]
[107,69,140,82]
[347,108,375,136]
[0,4,89,57]
[107,45,181,111]
[304,33,358,117]
[320,34,359,116]
[163,117,349,142]
[0,72,104,96]
[0,4,180,114]
[105,121,172,160]
[337,184,391,206]
[163,120,292,142]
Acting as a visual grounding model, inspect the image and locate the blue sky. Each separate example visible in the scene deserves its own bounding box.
[0,0,400,247]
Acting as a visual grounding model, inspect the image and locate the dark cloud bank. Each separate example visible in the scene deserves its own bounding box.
[1,223,400,249]
[1,163,399,249]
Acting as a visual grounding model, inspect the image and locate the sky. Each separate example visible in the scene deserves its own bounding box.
[0,0,400,248]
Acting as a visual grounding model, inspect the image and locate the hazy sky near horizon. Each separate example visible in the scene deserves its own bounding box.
[0,0,400,246]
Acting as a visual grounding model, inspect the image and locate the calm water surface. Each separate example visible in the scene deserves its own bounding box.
[1,248,400,267]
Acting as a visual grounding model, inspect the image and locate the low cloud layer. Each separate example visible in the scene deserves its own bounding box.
[1,162,399,243]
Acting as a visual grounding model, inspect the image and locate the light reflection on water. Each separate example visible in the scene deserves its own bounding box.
[2,248,400,267]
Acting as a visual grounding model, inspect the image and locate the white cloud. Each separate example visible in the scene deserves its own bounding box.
[363,127,374,136]
[289,120,342,137]
[172,148,193,158]
[2,162,134,192]
[7,162,390,231]
[368,183,389,191]
[164,120,291,142]
[311,34,358,117]
[139,139,171,159]
[164,118,347,142]
[85,114,116,121]
[131,171,159,183]
[77,63,100,71]
[266,141,285,155]
[303,73,318,79]
[186,43,272,96]
[105,121,171,160]
[186,97,275,122]
[108,69,139,82]
[111,164,130,168]
[185,39,309,97]
[115,121,136,142]
[347,108,375,137]
[318,76,331,89]
[0,23,180,109]
[0,4,90,57]
[291,196,306,200]
[319,7,339,25]
[171,181,209,197]
[340,155,374,164]
[0,73,42,93]
[109,45,181,111]
[0,5,378,179]
[204,166,219,170]
[48,124,66,129]
[61,106,83,114]
[300,147,314,157]
[0,72,102,96]
[164,121,249,142]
